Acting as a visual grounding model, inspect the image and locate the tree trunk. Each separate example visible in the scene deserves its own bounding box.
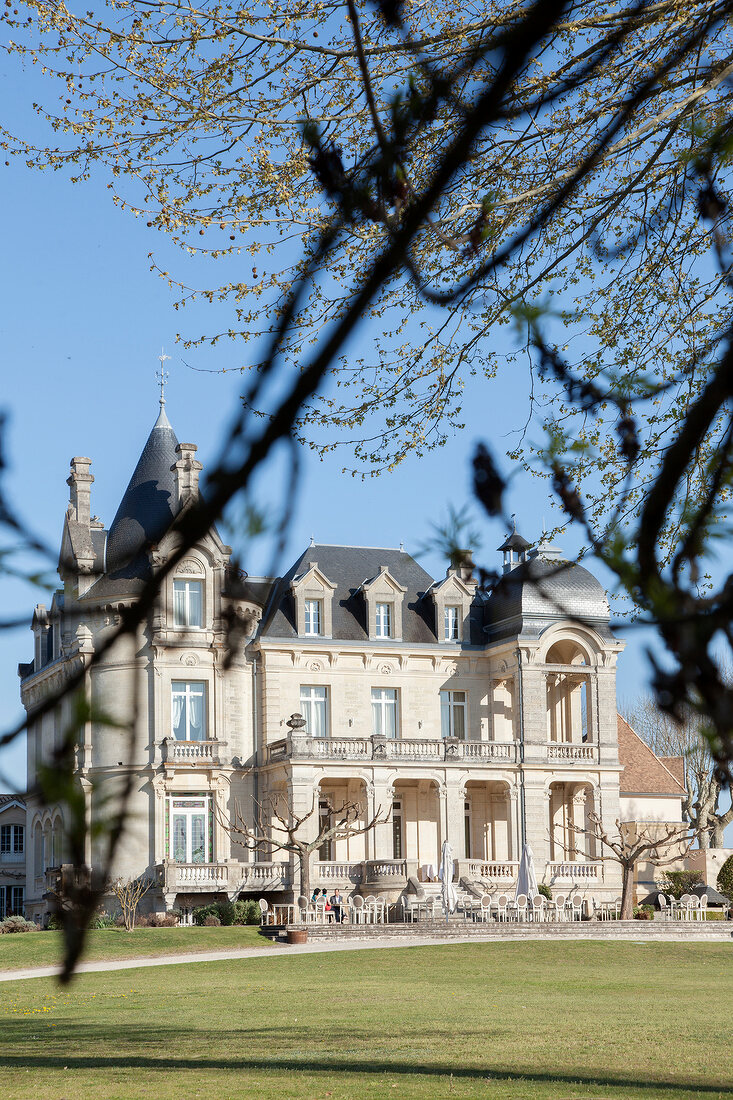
[620,864,635,920]
[298,848,310,902]
[710,822,726,848]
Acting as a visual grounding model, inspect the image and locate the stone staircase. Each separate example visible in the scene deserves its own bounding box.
[262,917,732,944]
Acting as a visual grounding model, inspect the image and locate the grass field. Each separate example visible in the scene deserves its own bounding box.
[1,940,732,1099]
[0,925,272,970]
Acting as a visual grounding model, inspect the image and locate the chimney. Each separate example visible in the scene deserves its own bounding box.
[67,457,94,525]
[447,548,475,584]
[171,443,203,508]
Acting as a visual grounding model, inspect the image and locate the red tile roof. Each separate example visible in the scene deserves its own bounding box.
[617,715,687,796]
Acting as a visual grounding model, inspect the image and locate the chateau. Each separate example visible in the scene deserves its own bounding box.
[18,396,644,921]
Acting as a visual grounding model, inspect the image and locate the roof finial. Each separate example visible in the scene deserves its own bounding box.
[511,513,516,533]
[399,540,404,552]
[309,534,315,547]
[156,348,171,407]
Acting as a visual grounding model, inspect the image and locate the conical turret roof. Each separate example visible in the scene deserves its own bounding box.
[104,403,179,579]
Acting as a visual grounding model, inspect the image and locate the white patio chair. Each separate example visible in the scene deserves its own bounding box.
[679,893,692,921]
[688,894,701,922]
[657,893,670,921]
[364,894,378,924]
[514,893,528,922]
[460,895,473,921]
[352,895,366,924]
[699,894,709,921]
[531,894,545,923]
[571,894,584,921]
[496,894,509,922]
[478,893,492,922]
[296,895,312,923]
[553,893,566,922]
[258,898,271,925]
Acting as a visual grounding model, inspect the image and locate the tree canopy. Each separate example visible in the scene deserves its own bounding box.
[4,0,733,543]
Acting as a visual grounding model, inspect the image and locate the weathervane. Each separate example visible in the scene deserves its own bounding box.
[156,348,171,406]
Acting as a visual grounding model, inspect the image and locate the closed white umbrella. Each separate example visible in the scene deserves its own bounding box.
[439,840,458,915]
[515,842,539,899]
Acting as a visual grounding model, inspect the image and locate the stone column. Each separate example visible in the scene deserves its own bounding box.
[368,776,394,861]
[444,781,467,860]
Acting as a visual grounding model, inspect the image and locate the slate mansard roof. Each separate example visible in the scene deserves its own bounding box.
[260,544,443,644]
[485,547,612,642]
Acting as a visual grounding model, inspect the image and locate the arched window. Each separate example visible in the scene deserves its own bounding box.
[545,639,591,743]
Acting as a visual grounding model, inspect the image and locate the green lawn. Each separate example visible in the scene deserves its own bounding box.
[0,924,272,970]
[1,941,731,1099]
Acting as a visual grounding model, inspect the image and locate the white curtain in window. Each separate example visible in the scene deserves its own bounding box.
[173,582,186,625]
[172,690,185,739]
[189,690,203,740]
[189,583,203,626]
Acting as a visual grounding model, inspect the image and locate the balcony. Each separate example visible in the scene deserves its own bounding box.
[457,859,520,882]
[314,861,364,886]
[265,734,518,765]
[163,861,232,892]
[240,861,290,891]
[546,861,603,882]
[163,739,224,766]
[1,850,25,866]
[546,743,598,764]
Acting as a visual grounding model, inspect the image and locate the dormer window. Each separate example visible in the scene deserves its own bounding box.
[291,563,336,638]
[375,602,392,638]
[173,579,203,628]
[444,606,460,641]
[304,598,322,636]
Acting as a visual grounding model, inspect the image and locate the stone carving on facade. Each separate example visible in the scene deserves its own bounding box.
[308,660,323,672]
[378,663,393,675]
[180,652,200,666]
[175,558,204,574]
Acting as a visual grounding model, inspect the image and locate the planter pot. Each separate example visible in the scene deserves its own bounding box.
[287,929,308,945]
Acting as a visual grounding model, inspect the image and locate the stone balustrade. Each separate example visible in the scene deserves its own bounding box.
[314,861,364,884]
[265,735,519,765]
[459,859,520,881]
[165,861,230,890]
[163,738,223,765]
[240,861,290,890]
[546,861,602,881]
[545,743,598,763]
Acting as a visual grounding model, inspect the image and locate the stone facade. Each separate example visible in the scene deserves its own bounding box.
[19,403,630,921]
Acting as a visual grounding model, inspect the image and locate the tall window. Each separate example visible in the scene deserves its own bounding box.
[304,599,322,636]
[300,685,329,738]
[173,579,203,627]
[392,799,403,859]
[375,602,392,638]
[169,795,211,863]
[464,801,472,859]
[172,681,207,741]
[441,690,467,739]
[444,606,460,641]
[11,887,24,915]
[0,824,24,854]
[372,687,399,738]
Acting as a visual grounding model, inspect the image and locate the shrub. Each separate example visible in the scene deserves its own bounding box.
[149,912,178,927]
[716,855,733,900]
[657,870,704,899]
[89,912,117,930]
[1,915,37,933]
[204,915,221,927]
[232,899,261,925]
[193,900,245,926]
[537,884,552,901]
[633,905,655,920]
[47,913,63,931]
[192,904,220,926]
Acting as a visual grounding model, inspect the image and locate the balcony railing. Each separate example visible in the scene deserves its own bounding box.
[546,743,598,763]
[167,862,230,889]
[240,861,290,890]
[314,861,364,884]
[364,859,408,884]
[163,739,223,765]
[1,850,25,865]
[546,861,602,881]
[265,735,519,765]
[459,859,520,882]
